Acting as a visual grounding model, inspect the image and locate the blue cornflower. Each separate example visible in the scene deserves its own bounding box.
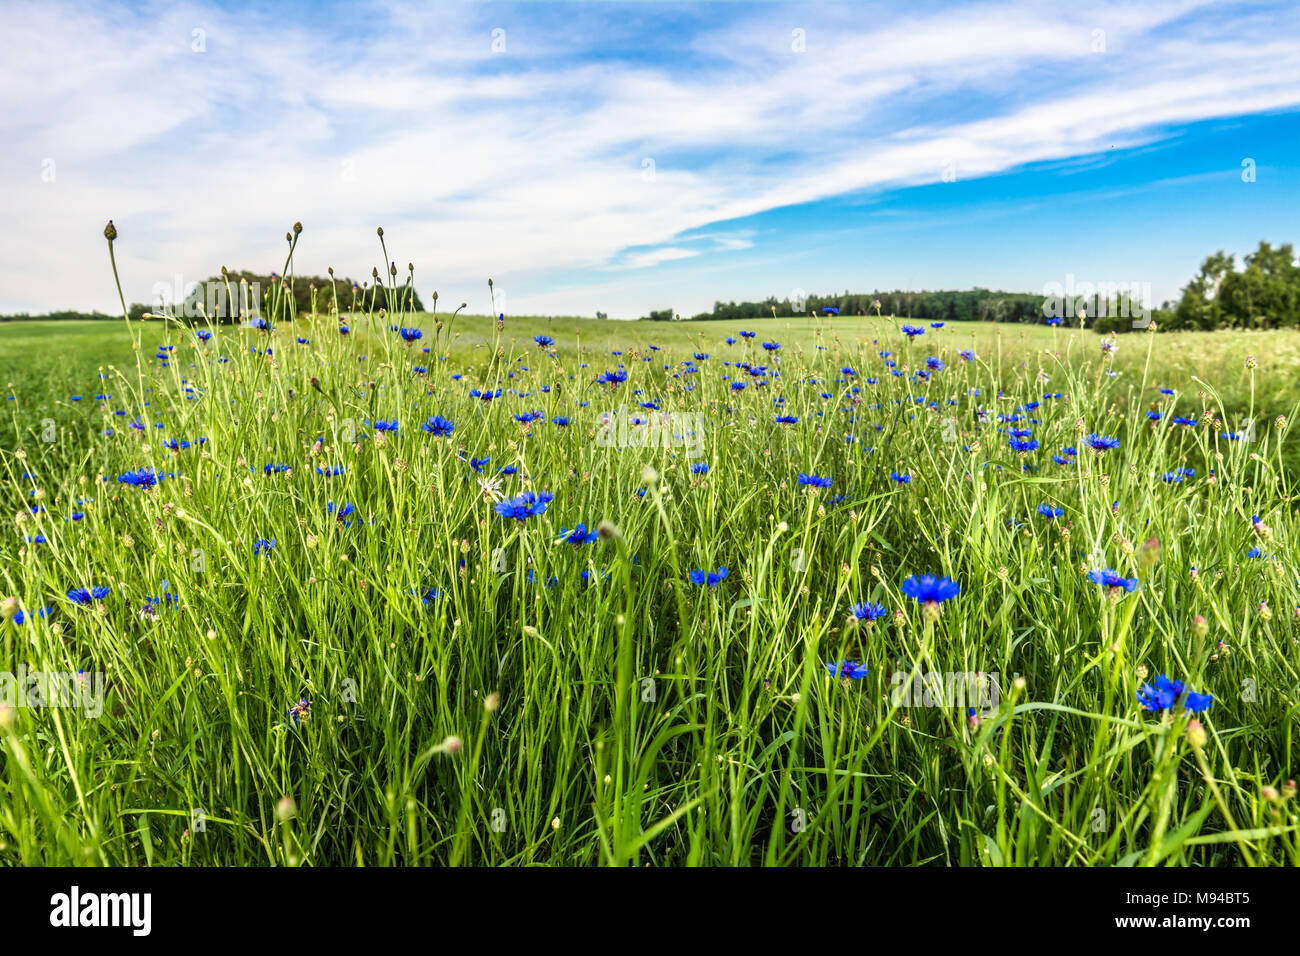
[1088,568,1137,592]
[850,601,888,622]
[328,501,356,523]
[552,416,570,426]
[118,469,162,488]
[1086,433,1120,451]
[692,463,710,475]
[421,415,455,437]
[67,586,112,605]
[412,586,441,605]
[798,473,832,488]
[598,370,628,386]
[558,524,599,545]
[890,471,912,484]
[373,420,398,432]
[398,327,423,343]
[825,660,869,679]
[1009,437,1040,452]
[196,329,213,342]
[688,567,729,588]
[1137,674,1213,714]
[901,574,960,605]
[495,490,554,521]
[762,341,781,351]
[254,538,276,555]
[1036,504,1064,518]
[901,325,925,339]
[287,698,312,724]
[534,334,555,347]
[776,415,799,424]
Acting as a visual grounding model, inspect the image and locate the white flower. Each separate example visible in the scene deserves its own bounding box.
[477,475,505,502]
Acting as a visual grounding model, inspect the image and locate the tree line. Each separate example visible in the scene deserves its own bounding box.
[0,271,423,325]
[640,240,1296,332]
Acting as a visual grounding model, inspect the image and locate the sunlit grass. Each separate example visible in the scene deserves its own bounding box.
[0,232,1297,865]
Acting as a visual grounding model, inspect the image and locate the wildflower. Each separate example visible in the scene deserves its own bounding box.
[688,567,728,588]
[254,538,276,555]
[889,471,911,484]
[415,414,453,438]
[1137,674,1212,714]
[825,660,869,679]
[412,586,441,605]
[558,524,599,545]
[287,698,312,723]
[118,468,163,488]
[476,475,505,502]
[901,325,925,339]
[13,606,52,625]
[1088,568,1137,592]
[775,415,799,425]
[900,574,960,605]
[398,327,423,343]
[67,586,112,605]
[1036,504,1064,518]
[798,473,832,488]
[495,491,554,522]
[1085,433,1120,452]
[850,601,888,622]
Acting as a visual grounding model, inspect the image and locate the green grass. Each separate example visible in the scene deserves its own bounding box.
[0,301,1298,866]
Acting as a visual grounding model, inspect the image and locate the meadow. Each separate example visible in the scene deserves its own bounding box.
[0,250,1298,865]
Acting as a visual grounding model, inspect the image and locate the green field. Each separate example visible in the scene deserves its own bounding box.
[0,308,1298,865]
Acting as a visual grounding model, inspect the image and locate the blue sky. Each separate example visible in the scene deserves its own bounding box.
[1,0,1297,317]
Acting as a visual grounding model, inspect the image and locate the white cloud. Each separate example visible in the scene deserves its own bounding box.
[0,0,1297,315]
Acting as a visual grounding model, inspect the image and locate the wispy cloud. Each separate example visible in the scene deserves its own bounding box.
[1,0,1297,315]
